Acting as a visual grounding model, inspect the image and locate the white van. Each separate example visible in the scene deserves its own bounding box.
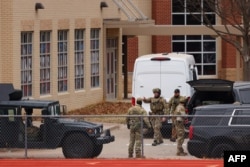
[131,52,198,113]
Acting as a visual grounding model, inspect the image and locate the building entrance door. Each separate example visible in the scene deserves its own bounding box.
[106,38,118,99]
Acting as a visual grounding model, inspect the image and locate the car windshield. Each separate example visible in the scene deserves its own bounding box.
[49,104,61,116]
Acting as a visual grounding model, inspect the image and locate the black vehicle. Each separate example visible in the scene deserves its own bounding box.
[186,79,250,115]
[0,83,114,158]
[188,104,250,158]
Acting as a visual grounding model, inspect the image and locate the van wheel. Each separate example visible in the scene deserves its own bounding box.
[91,144,103,158]
[62,133,94,158]
[210,143,234,158]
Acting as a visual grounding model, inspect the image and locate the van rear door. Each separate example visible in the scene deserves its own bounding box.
[160,59,188,100]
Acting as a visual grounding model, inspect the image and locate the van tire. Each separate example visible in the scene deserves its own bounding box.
[62,133,94,158]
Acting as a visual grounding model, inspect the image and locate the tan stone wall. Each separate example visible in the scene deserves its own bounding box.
[0,0,124,111]
[0,0,13,82]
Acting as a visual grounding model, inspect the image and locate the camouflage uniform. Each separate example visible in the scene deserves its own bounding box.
[126,98,151,158]
[168,89,184,141]
[143,88,167,146]
[174,97,187,156]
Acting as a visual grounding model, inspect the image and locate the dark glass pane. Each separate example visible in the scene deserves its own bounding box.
[193,53,202,63]
[203,0,215,12]
[196,65,202,75]
[172,0,184,12]
[187,14,201,25]
[203,42,215,51]
[204,14,216,25]
[172,15,185,25]
[172,42,185,52]
[203,53,216,63]
[187,35,201,40]
[203,65,216,75]
[172,35,185,40]
[186,0,201,13]
[187,42,201,51]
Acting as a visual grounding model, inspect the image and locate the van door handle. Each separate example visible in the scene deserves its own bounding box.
[140,86,144,88]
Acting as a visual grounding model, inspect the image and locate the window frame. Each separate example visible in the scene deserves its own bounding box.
[57,30,68,92]
[21,32,33,97]
[171,0,216,76]
[90,29,100,88]
[40,31,51,95]
[74,29,85,90]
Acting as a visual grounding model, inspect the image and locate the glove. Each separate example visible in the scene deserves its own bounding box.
[127,124,130,129]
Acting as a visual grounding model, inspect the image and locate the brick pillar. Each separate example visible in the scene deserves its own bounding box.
[127,36,138,72]
[152,0,171,53]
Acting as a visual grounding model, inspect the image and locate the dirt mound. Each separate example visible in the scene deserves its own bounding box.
[68,101,132,115]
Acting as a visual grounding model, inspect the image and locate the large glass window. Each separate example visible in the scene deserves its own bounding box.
[75,29,85,90]
[172,0,216,76]
[40,31,51,95]
[58,30,68,92]
[21,32,33,97]
[90,29,100,88]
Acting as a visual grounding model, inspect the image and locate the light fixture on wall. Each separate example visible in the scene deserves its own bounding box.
[35,2,45,11]
[100,1,108,9]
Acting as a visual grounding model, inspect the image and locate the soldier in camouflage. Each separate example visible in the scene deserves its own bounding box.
[143,88,167,146]
[168,89,184,142]
[174,96,188,156]
[126,98,151,158]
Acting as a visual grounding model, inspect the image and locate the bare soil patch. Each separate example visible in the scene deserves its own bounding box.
[67,101,132,123]
[68,101,132,115]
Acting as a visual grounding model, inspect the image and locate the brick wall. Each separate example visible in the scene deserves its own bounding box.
[221,40,236,68]
[152,0,172,53]
[127,37,138,72]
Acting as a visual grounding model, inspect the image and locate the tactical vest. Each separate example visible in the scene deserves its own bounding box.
[170,97,181,113]
[150,97,164,114]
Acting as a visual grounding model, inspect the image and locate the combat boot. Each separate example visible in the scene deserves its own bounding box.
[128,153,133,158]
[152,140,157,146]
[170,138,176,142]
[136,154,145,158]
[152,139,164,146]
[176,152,187,156]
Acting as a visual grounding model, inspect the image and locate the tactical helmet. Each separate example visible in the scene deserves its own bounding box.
[137,97,143,102]
[179,96,187,103]
[174,89,180,93]
[152,88,161,94]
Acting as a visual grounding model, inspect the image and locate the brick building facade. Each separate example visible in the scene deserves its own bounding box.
[0,0,243,111]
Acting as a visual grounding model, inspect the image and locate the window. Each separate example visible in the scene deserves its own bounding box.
[40,31,51,95]
[75,29,85,90]
[230,109,250,126]
[90,29,100,88]
[58,30,68,92]
[172,0,216,76]
[239,88,250,104]
[21,32,33,97]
